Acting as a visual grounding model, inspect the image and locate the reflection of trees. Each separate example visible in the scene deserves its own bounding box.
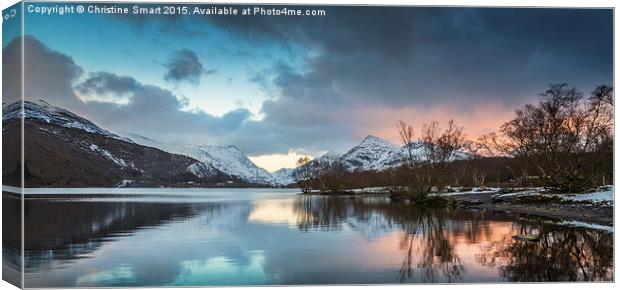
[477,221,613,281]
[293,195,351,231]
[395,206,463,283]
[292,196,483,282]
[292,195,613,282]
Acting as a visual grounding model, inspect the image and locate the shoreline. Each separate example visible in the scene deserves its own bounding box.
[303,189,614,230]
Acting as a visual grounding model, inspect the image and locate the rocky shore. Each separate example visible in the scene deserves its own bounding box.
[450,190,613,227]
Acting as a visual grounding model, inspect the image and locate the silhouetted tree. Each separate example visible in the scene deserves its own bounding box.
[499,84,613,192]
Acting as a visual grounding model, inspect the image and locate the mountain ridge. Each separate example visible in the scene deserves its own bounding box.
[2,100,238,187]
[3,100,450,187]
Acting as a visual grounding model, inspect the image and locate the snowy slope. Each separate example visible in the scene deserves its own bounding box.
[340,135,407,171]
[3,100,132,143]
[2,101,224,180]
[194,145,274,185]
[271,168,296,186]
[126,133,274,185]
[2,100,231,186]
[312,150,342,165]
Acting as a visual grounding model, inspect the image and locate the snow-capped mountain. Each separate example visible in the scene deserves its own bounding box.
[340,135,407,171]
[268,138,409,185]
[311,150,342,165]
[4,100,470,188]
[194,145,273,185]
[271,168,296,186]
[126,133,274,185]
[2,100,231,187]
[3,100,132,143]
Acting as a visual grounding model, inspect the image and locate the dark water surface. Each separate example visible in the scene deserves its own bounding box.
[2,189,614,287]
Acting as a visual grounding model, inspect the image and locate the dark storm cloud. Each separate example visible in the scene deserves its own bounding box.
[107,6,613,125]
[203,7,609,103]
[204,6,612,128]
[163,49,213,84]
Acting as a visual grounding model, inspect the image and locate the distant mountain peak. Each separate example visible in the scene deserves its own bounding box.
[362,134,382,142]
[340,135,406,171]
[359,135,398,147]
[317,150,341,160]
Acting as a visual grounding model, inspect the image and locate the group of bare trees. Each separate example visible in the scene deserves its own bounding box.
[393,120,467,200]
[477,84,613,192]
[293,156,348,194]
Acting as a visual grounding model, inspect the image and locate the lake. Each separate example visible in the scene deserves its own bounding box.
[2,188,614,287]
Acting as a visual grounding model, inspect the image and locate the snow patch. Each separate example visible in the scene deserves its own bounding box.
[88,144,127,168]
[558,187,614,204]
[496,186,614,205]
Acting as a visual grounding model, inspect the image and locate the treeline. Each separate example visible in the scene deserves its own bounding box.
[293,83,613,198]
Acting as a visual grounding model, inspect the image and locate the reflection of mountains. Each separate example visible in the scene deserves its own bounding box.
[292,195,613,282]
[21,198,236,270]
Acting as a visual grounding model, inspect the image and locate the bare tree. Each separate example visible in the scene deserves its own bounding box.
[293,156,313,193]
[499,84,613,192]
[396,119,467,200]
[398,120,416,167]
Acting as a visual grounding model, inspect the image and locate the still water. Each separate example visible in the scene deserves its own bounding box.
[2,189,614,287]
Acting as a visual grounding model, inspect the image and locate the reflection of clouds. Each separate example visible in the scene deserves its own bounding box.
[172,251,267,286]
[76,264,136,287]
[248,199,299,227]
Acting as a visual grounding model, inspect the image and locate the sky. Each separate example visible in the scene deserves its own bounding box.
[3,3,613,172]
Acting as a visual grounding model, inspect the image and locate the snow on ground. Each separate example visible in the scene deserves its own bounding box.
[557,187,613,204]
[351,187,390,194]
[443,187,500,196]
[494,186,614,205]
[494,188,547,197]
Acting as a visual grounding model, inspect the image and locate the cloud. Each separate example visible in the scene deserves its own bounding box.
[5,37,250,144]
[76,71,140,96]
[5,36,352,156]
[163,49,213,84]
[75,71,140,103]
[7,6,613,161]
[209,6,612,109]
[106,6,612,108]
[3,35,83,107]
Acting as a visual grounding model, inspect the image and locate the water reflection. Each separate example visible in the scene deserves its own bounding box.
[477,223,613,281]
[3,191,613,287]
[291,195,613,283]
